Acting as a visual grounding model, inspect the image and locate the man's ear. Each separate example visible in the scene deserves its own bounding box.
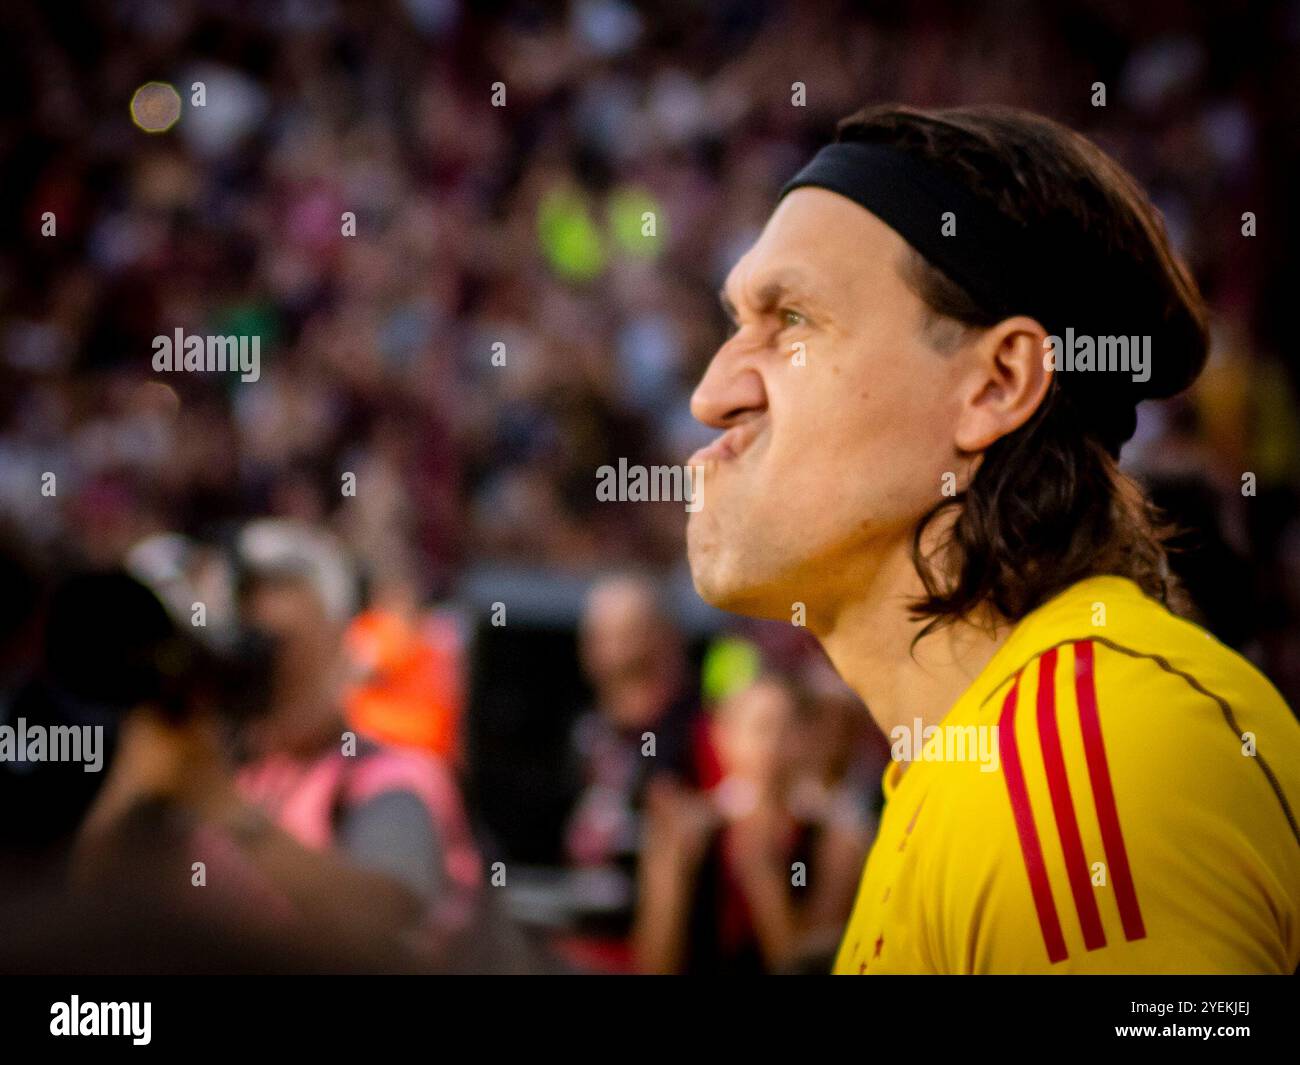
[953,315,1052,453]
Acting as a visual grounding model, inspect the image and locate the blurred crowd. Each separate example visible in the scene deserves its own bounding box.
[0,527,885,972]
[1,0,1299,972]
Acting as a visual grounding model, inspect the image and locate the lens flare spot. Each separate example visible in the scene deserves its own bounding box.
[130,82,182,133]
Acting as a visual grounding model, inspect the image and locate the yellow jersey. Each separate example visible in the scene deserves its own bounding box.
[834,575,1300,974]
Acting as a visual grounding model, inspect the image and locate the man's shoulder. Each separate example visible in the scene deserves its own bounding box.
[925,582,1300,972]
[958,579,1300,910]
[974,575,1295,739]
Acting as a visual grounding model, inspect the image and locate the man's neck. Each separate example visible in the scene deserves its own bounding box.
[813,542,1011,742]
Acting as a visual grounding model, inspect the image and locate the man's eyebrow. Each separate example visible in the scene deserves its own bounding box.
[755,270,823,309]
[719,270,825,323]
[755,279,793,312]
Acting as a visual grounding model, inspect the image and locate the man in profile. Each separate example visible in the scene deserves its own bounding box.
[684,104,1300,973]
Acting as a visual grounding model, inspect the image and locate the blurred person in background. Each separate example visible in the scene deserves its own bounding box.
[234,519,484,962]
[344,562,466,761]
[781,660,889,967]
[634,672,871,974]
[558,571,708,970]
[0,531,93,868]
[2,558,431,972]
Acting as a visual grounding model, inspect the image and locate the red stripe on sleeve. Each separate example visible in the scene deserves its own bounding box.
[998,673,1068,964]
[1036,648,1108,951]
[1074,640,1146,942]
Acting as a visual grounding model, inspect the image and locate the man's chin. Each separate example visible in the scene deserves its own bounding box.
[688,562,737,613]
[687,547,787,622]
[687,510,790,619]
[687,541,733,607]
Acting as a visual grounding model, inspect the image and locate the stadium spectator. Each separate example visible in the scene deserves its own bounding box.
[634,672,873,974]
[1,563,432,972]
[558,571,707,969]
[234,520,483,952]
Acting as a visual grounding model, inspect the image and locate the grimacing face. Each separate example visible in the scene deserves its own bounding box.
[686,187,971,627]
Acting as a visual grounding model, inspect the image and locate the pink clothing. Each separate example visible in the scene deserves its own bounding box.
[239,744,481,927]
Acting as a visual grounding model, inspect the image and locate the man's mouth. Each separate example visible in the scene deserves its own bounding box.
[687,419,762,467]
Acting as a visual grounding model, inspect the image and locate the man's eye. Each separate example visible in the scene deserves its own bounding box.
[781,309,806,328]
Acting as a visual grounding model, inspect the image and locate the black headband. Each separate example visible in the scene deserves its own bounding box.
[780,141,1048,322]
[778,140,1178,455]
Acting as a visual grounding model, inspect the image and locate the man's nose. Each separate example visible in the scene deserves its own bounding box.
[690,339,767,430]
